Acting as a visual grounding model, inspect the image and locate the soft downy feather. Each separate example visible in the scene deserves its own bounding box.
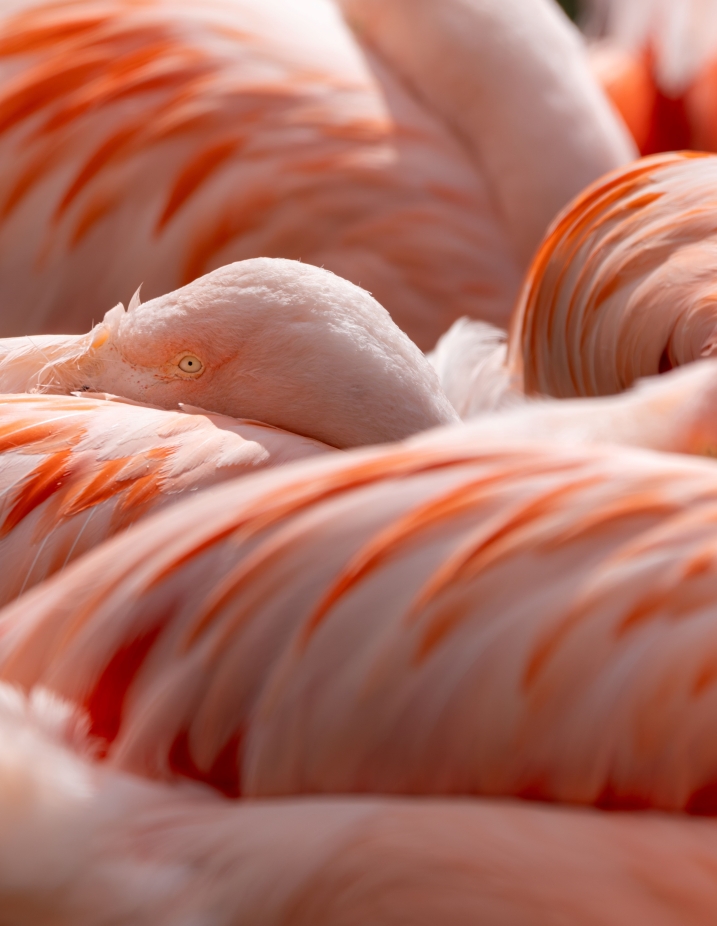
[0,330,105,395]
[428,318,521,417]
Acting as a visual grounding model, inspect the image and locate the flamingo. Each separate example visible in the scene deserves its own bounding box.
[0,392,331,608]
[0,3,700,921]
[0,0,634,348]
[4,683,717,925]
[502,151,717,399]
[0,258,459,447]
[584,0,717,156]
[587,40,663,155]
[0,358,714,611]
[5,428,717,810]
[0,254,459,607]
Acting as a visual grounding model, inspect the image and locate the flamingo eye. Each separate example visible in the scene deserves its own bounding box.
[177,355,203,374]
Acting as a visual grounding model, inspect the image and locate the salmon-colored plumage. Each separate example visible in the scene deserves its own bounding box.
[0,0,633,347]
[508,152,717,398]
[0,392,330,606]
[5,434,717,812]
[5,682,717,926]
[0,3,705,920]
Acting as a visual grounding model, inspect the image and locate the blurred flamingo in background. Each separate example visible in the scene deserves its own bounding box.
[585,0,717,154]
[4,683,717,925]
[0,0,634,347]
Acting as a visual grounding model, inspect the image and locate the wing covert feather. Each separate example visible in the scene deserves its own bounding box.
[4,438,717,811]
[0,393,331,605]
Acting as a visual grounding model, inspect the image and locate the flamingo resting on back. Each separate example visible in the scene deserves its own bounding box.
[5,682,717,925]
[434,151,717,412]
[0,257,458,447]
[0,0,634,346]
[0,254,471,610]
[7,414,717,809]
[506,152,717,399]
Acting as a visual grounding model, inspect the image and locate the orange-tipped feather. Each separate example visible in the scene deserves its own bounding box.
[0,0,633,347]
[6,425,717,810]
[0,392,331,607]
[508,152,717,398]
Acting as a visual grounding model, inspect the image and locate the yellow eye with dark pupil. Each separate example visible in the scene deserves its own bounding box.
[178,355,203,374]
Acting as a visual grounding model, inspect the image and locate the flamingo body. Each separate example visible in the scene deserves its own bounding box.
[508,152,717,398]
[0,392,331,608]
[5,435,717,811]
[4,683,717,925]
[432,359,717,458]
[0,0,634,347]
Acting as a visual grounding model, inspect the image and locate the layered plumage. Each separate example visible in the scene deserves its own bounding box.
[0,5,691,920]
[0,258,459,447]
[508,152,717,398]
[6,683,717,926]
[0,0,634,347]
[6,429,717,811]
[432,359,717,460]
[0,392,330,607]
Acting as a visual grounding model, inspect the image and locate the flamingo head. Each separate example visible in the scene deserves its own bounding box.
[75,258,458,448]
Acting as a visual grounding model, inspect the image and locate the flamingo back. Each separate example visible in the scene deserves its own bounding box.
[4,683,717,925]
[4,437,717,813]
[0,0,521,349]
[509,152,717,397]
[0,393,330,606]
